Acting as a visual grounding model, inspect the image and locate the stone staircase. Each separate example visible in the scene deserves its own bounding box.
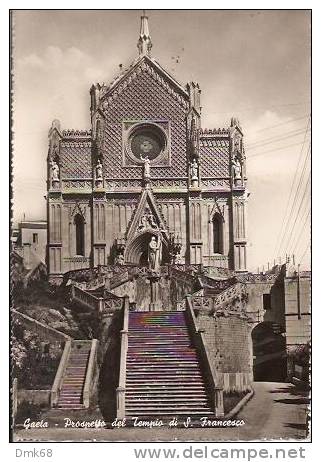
[56,341,91,409]
[125,311,214,418]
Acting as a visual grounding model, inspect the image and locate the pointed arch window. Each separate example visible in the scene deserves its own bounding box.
[74,214,85,256]
[213,213,223,254]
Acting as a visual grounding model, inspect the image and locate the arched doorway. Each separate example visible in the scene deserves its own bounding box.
[125,231,169,266]
[252,322,287,382]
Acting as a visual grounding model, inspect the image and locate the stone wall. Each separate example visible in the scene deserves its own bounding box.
[97,310,123,420]
[18,389,51,407]
[195,313,253,392]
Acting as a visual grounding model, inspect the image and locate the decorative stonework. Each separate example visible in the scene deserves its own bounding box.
[122,120,170,168]
[105,179,142,189]
[100,57,189,113]
[62,129,91,138]
[101,66,188,180]
[201,179,230,189]
[60,141,92,179]
[151,179,187,189]
[62,180,92,190]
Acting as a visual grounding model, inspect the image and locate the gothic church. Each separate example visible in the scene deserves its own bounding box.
[47,13,248,283]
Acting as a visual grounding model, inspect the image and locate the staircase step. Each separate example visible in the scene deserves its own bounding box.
[127,398,209,403]
[124,310,213,417]
[126,385,206,390]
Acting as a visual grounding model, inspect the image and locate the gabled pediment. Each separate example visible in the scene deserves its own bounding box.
[99,55,189,112]
[209,198,225,222]
[70,202,86,222]
[126,187,168,243]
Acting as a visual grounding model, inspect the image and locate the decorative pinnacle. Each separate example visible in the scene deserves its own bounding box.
[137,10,152,57]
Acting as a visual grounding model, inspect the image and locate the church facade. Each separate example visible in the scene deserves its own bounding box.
[46,13,249,283]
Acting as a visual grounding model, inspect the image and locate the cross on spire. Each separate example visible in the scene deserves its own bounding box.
[137,10,152,57]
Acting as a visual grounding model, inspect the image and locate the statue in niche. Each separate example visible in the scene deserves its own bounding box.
[95,159,103,179]
[138,214,149,231]
[138,209,158,231]
[115,253,125,265]
[232,155,242,185]
[148,235,162,270]
[140,154,151,179]
[50,160,60,181]
[234,136,242,153]
[190,158,198,180]
[147,213,158,229]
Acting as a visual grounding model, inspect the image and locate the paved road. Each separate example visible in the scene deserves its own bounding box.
[13,382,309,442]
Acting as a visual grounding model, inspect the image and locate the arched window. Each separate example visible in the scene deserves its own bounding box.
[213,213,223,254]
[74,214,85,256]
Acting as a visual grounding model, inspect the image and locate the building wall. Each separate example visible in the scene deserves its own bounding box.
[245,281,285,326]
[284,275,311,346]
[19,222,47,266]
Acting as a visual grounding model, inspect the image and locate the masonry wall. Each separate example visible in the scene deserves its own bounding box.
[196,314,253,392]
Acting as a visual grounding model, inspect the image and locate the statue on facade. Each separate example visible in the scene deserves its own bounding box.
[190,158,198,180]
[115,253,125,265]
[190,158,199,187]
[50,160,60,181]
[140,154,151,180]
[95,159,103,179]
[147,212,158,229]
[138,211,158,231]
[232,155,242,186]
[148,235,161,270]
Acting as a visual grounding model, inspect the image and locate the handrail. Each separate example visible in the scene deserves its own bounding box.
[116,296,129,419]
[12,309,71,341]
[71,284,104,312]
[191,281,247,314]
[186,296,224,417]
[83,339,99,408]
[51,339,72,407]
[213,281,247,308]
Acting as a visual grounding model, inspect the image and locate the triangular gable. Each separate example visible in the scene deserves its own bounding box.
[100,55,189,112]
[126,187,168,242]
[209,198,225,222]
[70,202,86,222]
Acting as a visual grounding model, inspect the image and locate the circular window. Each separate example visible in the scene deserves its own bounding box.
[129,124,166,162]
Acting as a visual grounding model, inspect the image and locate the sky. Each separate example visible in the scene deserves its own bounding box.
[12,10,311,272]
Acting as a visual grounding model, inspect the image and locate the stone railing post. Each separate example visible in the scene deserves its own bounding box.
[83,339,99,408]
[214,387,224,417]
[98,297,104,314]
[116,296,129,419]
[12,378,18,428]
[51,340,72,407]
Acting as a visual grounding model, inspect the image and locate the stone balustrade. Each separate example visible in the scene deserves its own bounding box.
[185,296,224,417]
[116,296,129,419]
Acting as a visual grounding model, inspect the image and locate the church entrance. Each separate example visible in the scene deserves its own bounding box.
[125,232,169,267]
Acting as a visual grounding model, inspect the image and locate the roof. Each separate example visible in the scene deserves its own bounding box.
[19,221,47,230]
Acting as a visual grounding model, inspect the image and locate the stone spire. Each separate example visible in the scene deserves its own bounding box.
[137,10,152,57]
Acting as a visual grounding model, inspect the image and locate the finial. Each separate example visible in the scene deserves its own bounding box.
[230,117,242,129]
[137,10,152,57]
